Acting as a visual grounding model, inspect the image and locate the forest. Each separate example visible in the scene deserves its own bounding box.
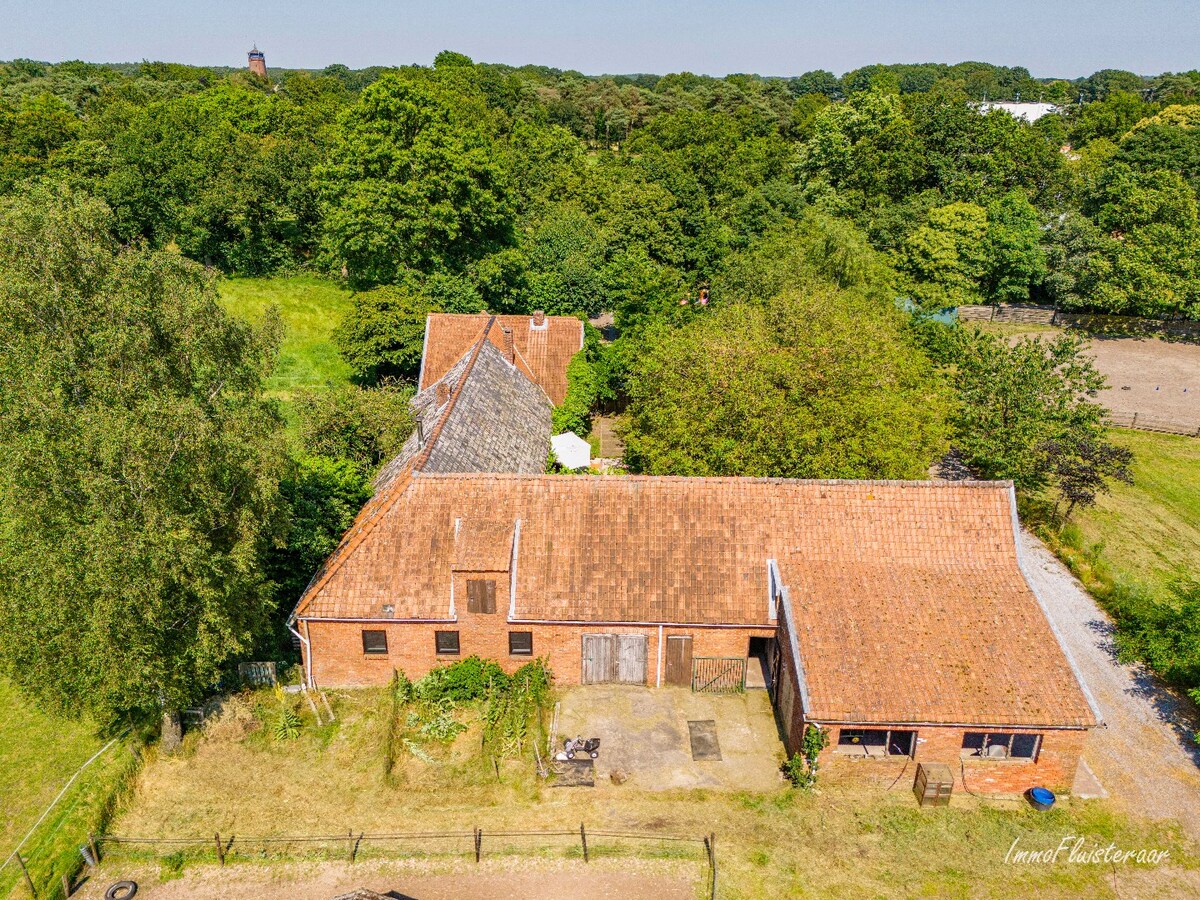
[1,53,1199,727]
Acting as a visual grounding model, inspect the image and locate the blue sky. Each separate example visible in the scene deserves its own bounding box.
[1,0,1196,79]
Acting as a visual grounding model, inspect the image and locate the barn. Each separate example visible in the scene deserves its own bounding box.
[288,312,1099,794]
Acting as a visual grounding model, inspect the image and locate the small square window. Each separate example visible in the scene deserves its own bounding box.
[435,630,460,655]
[361,630,388,655]
[509,631,533,656]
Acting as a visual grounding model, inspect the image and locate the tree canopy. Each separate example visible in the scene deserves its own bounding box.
[0,183,285,725]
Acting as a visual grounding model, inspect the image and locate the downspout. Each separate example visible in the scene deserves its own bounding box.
[288,619,314,690]
[656,624,663,688]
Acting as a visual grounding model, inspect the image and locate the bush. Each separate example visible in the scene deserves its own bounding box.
[415,656,509,703]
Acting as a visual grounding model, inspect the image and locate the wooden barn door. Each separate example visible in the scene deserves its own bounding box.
[664,635,693,686]
[583,633,647,684]
[582,633,615,684]
[616,634,648,684]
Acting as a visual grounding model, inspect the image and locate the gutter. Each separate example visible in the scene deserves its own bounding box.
[506,617,774,629]
[296,616,458,624]
[812,718,1091,731]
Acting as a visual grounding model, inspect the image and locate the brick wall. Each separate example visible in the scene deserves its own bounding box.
[302,614,773,688]
[811,721,1087,795]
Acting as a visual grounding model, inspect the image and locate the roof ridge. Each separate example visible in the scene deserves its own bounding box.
[408,473,1015,489]
[410,317,496,474]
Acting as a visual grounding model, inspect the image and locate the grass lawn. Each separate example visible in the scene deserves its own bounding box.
[1069,429,1200,602]
[0,679,136,898]
[103,688,1199,899]
[217,276,354,401]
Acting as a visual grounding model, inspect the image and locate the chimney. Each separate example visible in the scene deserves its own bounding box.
[532,310,545,328]
[436,382,449,407]
[500,326,514,363]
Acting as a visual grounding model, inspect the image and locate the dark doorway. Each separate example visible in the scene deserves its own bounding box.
[747,636,772,690]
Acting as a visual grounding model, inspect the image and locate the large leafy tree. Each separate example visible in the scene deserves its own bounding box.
[333,282,444,383]
[0,184,286,727]
[317,73,514,287]
[948,330,1132,514]
[622,285,949,479]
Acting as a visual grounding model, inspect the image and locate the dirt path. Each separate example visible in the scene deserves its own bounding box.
[1020,530,1200,840]
[73,859,698,900]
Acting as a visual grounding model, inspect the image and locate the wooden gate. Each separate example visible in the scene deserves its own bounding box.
[665,635,693,686]
[582,634,648,684]
[691,657,746,693]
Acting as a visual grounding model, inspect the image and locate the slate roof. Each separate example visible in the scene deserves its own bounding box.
[293,474,1096,728]
[418,312,584,405]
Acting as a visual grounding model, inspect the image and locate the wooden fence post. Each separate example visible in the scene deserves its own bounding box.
[351,832,364,863]
[474,827,482,863]
[708,832,717,900]
[61,874,71,898]
[15,853,36,898]
[214,832,225,867]
[580,822,589,862]
[87,834,99,867]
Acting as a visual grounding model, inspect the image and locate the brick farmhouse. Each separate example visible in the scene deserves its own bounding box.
[290,312,1100,794]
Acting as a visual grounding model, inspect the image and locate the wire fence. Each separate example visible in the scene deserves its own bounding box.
[1106,411,1200,437]
[91,826,718,899]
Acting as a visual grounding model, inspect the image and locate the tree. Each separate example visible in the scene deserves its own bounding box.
[1083,164,1200,318]
[897,202,988,308]
[622,286,949,479]
[316,73,514,286]
[0,183,285,727]
[981,190,1046,303]
[333,282,443,383]
[266,456,371,633]
[948,330,1132,512]
[293,383,415,472]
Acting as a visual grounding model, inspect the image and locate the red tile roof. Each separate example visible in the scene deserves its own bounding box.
[418,313,584,405]
[293,474,1096,728]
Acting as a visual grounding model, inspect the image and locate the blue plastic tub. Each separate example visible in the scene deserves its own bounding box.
[1027,787,1056,811]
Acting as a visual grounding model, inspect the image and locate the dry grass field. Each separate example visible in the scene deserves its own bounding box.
[95,688,1200,899]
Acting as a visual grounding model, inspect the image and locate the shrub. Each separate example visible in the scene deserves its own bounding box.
[415,655,509,703]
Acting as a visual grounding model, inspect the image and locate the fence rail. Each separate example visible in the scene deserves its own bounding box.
[1105,411,1200,437]
[956,303,1200,340]
[91,826,718,898]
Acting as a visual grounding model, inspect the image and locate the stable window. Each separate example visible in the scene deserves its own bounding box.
[435,630,460,656]
[467,579,497,614]
[361,630,388,656]
[962,732,1041,760]
[509,631,533,656]
[835,727,915,757]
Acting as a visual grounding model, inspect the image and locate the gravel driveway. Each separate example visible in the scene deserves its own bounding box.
[1020,531,1200,840]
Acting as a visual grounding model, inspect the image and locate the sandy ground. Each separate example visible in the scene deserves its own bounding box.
[1021,530,1200,842]
[1089,337,1200,429]
[555,685,785,791]
[994,328,1200,430]
[71,858,698,900]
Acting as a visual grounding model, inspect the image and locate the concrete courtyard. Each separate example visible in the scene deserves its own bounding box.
[554,685,786,791]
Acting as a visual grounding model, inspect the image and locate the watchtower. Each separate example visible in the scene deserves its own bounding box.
[248,46,266,77]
